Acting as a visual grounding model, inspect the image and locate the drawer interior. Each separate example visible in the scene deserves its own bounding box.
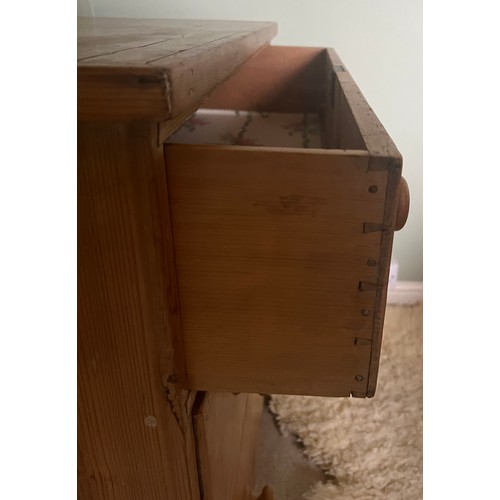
[168,45,366,151]
[168,109,324,149]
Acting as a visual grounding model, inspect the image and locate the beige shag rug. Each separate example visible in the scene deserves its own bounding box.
[269,303,423,499]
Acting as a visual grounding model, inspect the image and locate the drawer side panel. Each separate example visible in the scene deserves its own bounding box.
[165,145,389,397]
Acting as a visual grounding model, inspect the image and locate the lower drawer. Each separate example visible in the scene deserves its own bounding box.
[164,46,409,398]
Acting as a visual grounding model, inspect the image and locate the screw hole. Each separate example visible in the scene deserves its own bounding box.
[361,309,370,316]
[367,259,377,267]
[368,185,378,193]
[355,375,364,382]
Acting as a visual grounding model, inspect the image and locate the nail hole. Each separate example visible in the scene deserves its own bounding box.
[144,415,157,428]
[361,309,370,316]
[368,185,378,193]
[355,375,364,382]
[367,259,377,267]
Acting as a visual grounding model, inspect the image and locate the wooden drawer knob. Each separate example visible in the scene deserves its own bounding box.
[395,176,409,231]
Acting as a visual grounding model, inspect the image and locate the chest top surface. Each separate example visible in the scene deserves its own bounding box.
[77,17,277,120]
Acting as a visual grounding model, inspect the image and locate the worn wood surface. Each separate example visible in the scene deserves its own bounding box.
[326,48,401,171]
[193,392,264,500]
[325,48,404,395]
[78,122,198,499]
[165,144,390,397]
[78,17,277,121]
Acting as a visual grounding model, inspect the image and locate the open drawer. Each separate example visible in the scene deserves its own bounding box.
[164,46,409,398]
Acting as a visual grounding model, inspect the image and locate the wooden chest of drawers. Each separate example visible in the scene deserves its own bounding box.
[78,17,408,499]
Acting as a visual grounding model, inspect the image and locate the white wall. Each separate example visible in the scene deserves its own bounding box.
[82,0,422,281]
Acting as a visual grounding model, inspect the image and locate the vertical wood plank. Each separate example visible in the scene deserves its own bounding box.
[193,393,264,500]
[78,122,198,499]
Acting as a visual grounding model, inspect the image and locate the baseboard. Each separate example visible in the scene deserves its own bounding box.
[386,281,423,305]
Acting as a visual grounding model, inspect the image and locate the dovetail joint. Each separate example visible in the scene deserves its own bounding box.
[355,337,372,346]
[350,391,366,398]
[363,222,389,233]
[359,281,383,292]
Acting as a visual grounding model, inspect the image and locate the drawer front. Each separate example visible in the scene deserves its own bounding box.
[165,46,406,398]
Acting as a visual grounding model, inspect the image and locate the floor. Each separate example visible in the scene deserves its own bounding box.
[253,404,325,499]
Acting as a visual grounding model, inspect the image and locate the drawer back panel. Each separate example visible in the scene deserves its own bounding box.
[203,46,325,114]
[203,46,365,150]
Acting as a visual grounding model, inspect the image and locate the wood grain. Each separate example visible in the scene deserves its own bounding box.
[193,392,264,500]
[78,18,277,120]
[165,144,389,397]
[78,122,197,499]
